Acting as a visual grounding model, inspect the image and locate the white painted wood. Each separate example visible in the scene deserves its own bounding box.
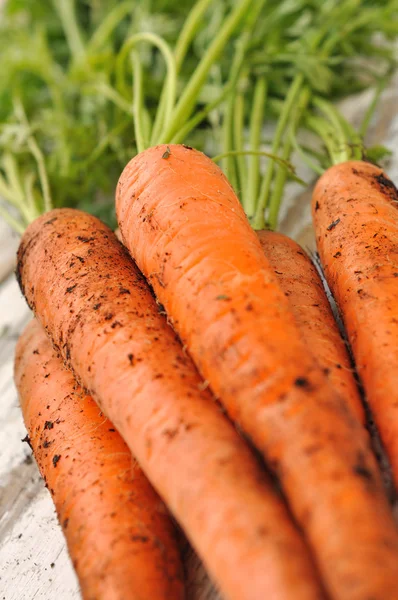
[0,490,80,600]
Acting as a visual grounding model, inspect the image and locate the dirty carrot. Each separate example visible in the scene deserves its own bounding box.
[312,160,398,481]
[116,143,398,600]
[17,208,327,600]
[257,229,365,424]
[14,319,184,600]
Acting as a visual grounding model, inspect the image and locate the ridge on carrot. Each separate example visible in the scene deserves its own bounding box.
[15,319,184,600]
[17,208,327,600]
[117,143,398,600]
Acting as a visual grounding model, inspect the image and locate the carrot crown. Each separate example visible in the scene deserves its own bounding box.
[297,88,394,175]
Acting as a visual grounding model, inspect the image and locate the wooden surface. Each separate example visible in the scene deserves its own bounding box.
[0,73,397,599]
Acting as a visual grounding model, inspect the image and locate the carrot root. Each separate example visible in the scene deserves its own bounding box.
[312,160,398,481]
[15,319,184,600]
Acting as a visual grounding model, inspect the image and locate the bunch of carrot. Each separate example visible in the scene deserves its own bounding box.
[14,141,398,600]
[4,0,398,598]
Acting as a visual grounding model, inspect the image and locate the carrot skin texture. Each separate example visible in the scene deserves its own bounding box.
[14,319,184,600]
[257,230,365,424]
[312,160,398,477]
[17,209,327,600]
[116,144,398,600]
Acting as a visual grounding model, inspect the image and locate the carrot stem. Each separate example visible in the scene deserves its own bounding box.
[87,1,132,54]
[15,100,53,214]
[83,121,131,167]
[152,0,214,146]
[219,40,251,186]
[116,34,176,143]
[245,76,267,218]
[309,97,365,166]
[213,151,305,186]
[218,0,267,187]
[131,51,146,154]
[1,156,37,224]
[313,97,350,163]
[28,137,52,214]
[53,0,86,63]
[253,73,304,229]
[2,154,25,209]
[233,85,248,197]
[174,0,214,72]
[23,173,39,220]
[306,115,342,165]
[338,117,363,161]
[161,0,254,143]
[290,134,325,177]
[95,83,134,115]
[170,80,233,144]
[142,107,153,148]
[267,87,310,229]
[222,93,239,191]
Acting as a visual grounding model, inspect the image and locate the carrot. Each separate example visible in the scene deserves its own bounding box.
[14,319,184,600]
[312,160,398,480]
[257,229,365,424]
[118,224,365,424]
[116,143,398,600]
[16,208,327,600]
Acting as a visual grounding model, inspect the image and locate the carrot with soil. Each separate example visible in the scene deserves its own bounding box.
[117,143,398,600]
[312,159,398,482]
[17,208,327,600]
[15,318,184,600]
[257,229,365,424]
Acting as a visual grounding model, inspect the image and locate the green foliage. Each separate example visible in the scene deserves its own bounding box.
[0,0,198,228]
[0,0,396,233]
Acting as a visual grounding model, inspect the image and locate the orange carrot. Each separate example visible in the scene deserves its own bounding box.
[257,229,365,423]
[14,319,184,600]
[15,321,184,600]
[16,208,326,600]
[116,144,398,600]
[312,160,398,479]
